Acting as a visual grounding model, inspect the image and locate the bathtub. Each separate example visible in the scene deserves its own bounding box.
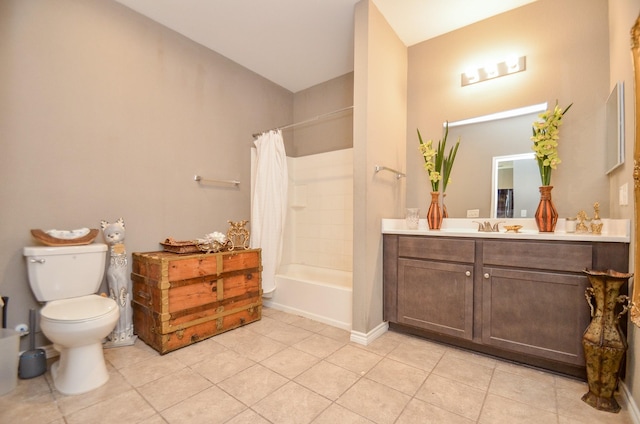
[262,264,352,330]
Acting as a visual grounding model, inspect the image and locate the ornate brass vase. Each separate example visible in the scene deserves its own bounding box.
[534,185,558,232]
[582,269,633,413]
[426,191,443,230]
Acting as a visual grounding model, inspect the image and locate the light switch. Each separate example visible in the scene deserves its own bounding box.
[619,183,629,206]
[467,209,480,218]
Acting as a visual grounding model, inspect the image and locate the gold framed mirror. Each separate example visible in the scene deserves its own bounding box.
[630,13,640,326]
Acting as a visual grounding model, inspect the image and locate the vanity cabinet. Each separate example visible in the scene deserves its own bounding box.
[383,234,629,377]
[396,237,474,340]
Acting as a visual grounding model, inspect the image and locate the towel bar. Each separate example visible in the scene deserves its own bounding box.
[374,165,406,180]
[194,175,240,187]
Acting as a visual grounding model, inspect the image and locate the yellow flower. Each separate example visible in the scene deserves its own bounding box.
[531,102,572,186]
[417,122,459,192]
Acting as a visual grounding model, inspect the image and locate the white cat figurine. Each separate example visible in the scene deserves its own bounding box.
[101,218,136,347]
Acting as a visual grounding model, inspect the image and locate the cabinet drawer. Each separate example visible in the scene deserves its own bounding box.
[483,240,592,272]
[398,236,475,263]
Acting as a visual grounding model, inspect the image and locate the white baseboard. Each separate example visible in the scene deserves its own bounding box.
[621,382,640,424]
[350,321,389,346]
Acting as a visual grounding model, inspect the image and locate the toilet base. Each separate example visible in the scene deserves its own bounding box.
[104,335,137,349]
[50,342,109,395]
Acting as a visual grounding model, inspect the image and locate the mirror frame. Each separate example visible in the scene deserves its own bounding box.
[446,103,547,129]
[605,81,625,174]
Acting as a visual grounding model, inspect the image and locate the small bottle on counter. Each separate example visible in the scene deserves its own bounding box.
[405,208,420,230]
[566,217,577,233]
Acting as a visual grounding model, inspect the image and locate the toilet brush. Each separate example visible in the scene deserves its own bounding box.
[1,296,8,328]
[18,309,46,379]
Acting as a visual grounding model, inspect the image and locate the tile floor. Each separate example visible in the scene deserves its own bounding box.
[0,307,635,424]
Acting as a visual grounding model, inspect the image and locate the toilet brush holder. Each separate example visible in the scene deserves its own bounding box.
[18,309,46,379]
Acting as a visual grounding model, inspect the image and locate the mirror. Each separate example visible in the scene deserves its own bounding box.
[444,103,547,218]
[490,153,539,218]
[605,81,625,174]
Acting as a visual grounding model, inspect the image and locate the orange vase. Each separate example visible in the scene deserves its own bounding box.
[427,191,443,230]
[534,185,558,232]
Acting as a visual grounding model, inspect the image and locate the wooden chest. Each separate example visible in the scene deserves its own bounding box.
[131,249,262,354]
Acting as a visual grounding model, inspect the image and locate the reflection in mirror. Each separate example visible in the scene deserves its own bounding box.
[445,103,547,218]
[605,81,625,174]
[491,153,539,218]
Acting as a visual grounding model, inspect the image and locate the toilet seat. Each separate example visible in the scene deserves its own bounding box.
[41,295,117,323]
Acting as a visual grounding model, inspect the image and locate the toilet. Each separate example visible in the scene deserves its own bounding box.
[23,243,119,395]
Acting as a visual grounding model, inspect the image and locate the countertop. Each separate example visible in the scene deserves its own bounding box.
[381,218,630,243]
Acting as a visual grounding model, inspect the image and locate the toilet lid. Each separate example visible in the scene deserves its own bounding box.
[41,294,118,322]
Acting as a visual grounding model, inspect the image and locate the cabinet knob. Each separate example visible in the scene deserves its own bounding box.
[465,271,471,277]
[484,273,490,279]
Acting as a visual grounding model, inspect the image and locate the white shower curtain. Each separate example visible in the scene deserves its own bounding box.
[251,130,288,295]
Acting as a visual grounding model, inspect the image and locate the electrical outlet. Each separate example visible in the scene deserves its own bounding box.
[467,209,480,218]
[15,323,28,334]
[520,209,527,217]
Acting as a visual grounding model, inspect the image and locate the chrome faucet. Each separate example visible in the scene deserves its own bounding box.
[473,221,504,232]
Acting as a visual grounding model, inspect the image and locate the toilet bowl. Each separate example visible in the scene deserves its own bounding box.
[41,295,118,394]
[23,243,120,395]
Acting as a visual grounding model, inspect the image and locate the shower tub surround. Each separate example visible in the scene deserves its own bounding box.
[263,149,353,330]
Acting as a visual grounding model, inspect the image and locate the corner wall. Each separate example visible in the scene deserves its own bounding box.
[0,0,292,349]
[353,0,407,335]
[289,73,354,158]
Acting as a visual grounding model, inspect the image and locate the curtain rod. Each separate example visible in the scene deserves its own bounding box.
[252,105,353,138]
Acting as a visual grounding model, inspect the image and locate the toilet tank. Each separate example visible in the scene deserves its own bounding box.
[23,244,108,302]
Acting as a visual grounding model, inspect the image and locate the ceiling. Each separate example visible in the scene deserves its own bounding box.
[114,0,537,93]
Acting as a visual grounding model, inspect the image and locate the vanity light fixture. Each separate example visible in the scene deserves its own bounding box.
[484,62,499,78]
[461,55,526,86]
[464,67,479,84]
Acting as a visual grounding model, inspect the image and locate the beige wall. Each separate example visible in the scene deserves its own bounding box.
[0,0,292,349]
[406,0,610,219]
[609,0,640,410]
[290,73,353,157]
[353,0,407,334]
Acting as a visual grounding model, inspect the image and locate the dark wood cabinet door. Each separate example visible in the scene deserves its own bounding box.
[481,267,590,365]
[397,258,474,340]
